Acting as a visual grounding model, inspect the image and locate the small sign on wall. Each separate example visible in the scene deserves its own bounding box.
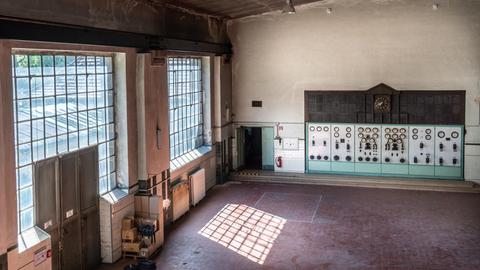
[252,101,263,107]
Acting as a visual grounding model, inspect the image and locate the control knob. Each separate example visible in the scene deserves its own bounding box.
[372,157,378,162]
[385,158,390,163]
[334,155,340,161]
[400,158,406,164]
[366,157,371,162]
[317,155,322,160]
[310,155,315,160]
[346,156,352,162]
[358,157,363,162]
[324,156,329,161]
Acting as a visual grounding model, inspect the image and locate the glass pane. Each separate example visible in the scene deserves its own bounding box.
[57,134,68,153]
[32,140,45,161]
[18,143,32,166]
[20,208,34,232]
[19,186,33,210]
[45,137,57,158]
[55,56,66,75]
[18,165,32,189]
[14,55,29,77]
[43,55,54,76]
[31,119,44,141]
[15,78,30,99]
[17,121,31,144]
[79,130,88,148]
[29,55,42,76]
[30,77,43,97]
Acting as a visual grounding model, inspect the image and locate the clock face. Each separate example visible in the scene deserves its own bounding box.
[374,95,391,113]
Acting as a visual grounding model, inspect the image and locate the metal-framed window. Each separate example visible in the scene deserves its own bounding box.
[12,53,116,232]
[167,57,204,160]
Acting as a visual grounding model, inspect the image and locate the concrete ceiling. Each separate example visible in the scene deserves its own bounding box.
[163,0,326,19]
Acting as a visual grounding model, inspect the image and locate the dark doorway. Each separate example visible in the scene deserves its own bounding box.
[244,127,263,170]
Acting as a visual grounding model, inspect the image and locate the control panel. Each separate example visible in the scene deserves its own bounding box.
[306,123,464,180]
[382,126,409,164]
[409,126,434,165]
[331,124,355,162]
[307,123,331,162]
[355,125,381,163]
[435,126,462,167]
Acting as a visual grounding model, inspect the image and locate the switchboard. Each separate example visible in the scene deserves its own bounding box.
[306,123,464,180]
[434,126,463,178]
[330,124,355,172]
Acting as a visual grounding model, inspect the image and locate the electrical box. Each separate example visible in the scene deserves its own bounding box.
[306,122,464,180]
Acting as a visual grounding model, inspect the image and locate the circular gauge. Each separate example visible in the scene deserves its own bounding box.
[388,138,394,144]
[346,127,352,133]
[385,128,391,133]
[309,126,315,131]
[358,127,364,133]
[451,131,459,139]
[334,133,340,138]
[426,135,432,140]
[361,138,367,143]
[397,139,403,144]
[334,127,340,132]
[358,133,364,138]
[426,129,432,134]
[373,128,379,133]
[412,135,419,140]
[392,134,398,139]
[369,138,375,143]
[365,128,372,133]
[372,134,379,139]
[438,131,445,138]
[400,134,406,139]
[346,133,352,138]
[400,128,406,133]
[393,128,399,133]
[324,126,329,132]
[385,134,391,139]
[317,126,322,132]
[412,128,418,134]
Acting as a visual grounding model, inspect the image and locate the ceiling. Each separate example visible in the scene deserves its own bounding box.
[163,0,325,19]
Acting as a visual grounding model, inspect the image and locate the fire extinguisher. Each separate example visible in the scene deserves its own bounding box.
[275,156,283,168]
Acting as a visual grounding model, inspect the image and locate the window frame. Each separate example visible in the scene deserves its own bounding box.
[167,56,206,161]
[11,50,118,233]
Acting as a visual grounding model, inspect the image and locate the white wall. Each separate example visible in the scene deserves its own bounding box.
[228,0,480,182]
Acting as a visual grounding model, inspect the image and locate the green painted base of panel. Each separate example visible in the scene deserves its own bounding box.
[409,165,435,177]
[355,163,381,174]
[435,166,463,179]
[308,161,331,173]
[262,165,274,171]
[382,164,409,175]
[331,162,355,173]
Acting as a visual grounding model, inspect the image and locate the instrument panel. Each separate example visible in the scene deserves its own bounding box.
[355,125,381,163]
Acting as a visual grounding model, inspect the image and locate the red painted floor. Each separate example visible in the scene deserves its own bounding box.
[99,181,480,270]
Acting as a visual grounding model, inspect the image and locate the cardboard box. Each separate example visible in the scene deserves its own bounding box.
[122,217,135,230]
[121,227,138,242]
[122,242,141,253]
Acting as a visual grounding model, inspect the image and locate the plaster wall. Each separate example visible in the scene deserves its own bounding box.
[228,0,480,182]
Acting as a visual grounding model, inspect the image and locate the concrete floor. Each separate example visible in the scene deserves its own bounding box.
[99,181,480,270]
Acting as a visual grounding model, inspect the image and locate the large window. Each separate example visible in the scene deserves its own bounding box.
[167,57,204,160]
[12,53,117,232]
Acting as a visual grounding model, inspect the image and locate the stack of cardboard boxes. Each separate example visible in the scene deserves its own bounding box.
[121,194,164,259]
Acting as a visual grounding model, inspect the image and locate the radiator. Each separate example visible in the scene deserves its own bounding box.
[190,169,206,206]
[171,181,190,222]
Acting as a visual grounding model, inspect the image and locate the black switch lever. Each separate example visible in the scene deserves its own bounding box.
[323,141,327,146]
[335,143,339,150]
[312,140,315,146]
[439,143,444,151]
[453,158,458,165]
[420,142,424,149]
[439,158,444,165]
[347,144,351,150]
[453,144,458,152]
[414,157,418,164]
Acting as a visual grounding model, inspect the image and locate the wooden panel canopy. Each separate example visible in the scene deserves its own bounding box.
[305,83,466,125]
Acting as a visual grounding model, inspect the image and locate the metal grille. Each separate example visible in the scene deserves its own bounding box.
[12,53,116,232]
[167,57,204,160]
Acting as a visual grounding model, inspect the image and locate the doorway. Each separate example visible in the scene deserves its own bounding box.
[237,127,274,171]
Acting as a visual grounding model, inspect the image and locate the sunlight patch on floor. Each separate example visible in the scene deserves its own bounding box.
[198,204,286,265]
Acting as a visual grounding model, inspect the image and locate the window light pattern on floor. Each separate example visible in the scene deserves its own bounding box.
[199,204,286,265]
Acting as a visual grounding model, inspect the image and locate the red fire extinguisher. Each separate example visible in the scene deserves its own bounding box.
[275,156,283,168]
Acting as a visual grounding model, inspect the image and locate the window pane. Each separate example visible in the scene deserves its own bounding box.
[19,186,33,210]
